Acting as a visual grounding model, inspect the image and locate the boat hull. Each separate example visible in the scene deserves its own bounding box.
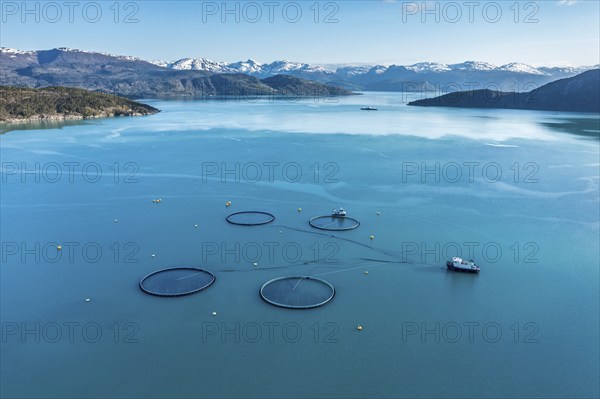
[446,262,480,273]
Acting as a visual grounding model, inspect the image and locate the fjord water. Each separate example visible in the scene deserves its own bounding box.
[1,92,598,398]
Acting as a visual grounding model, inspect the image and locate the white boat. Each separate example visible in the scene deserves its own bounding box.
[446,257,480,273]
[332,208,347,217]
[360,106,378,111]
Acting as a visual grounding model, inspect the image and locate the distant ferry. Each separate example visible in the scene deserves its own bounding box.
[446,257,480,273]
[332,208,347,217]
[360,106,378,111]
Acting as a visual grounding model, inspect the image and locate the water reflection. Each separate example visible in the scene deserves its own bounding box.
[0,119,91,134]
[540,116,600,140]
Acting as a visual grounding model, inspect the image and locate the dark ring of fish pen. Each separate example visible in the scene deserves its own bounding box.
[139,267,216,297]
[226,211,276,226]
[309,215,360,231]
[259,276,336,309]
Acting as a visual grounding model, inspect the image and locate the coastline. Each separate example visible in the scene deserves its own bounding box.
[0,111,159,134]
[0,111,157,125]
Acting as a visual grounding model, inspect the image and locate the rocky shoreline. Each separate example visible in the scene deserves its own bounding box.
[1,111,156,124]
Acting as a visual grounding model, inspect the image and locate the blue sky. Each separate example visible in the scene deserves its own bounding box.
[1,0,599,66]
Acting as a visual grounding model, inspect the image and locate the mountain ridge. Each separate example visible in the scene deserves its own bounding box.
[0,48,352,99]
[2,47,599,94]
[407,69,600,113]
[149,55,599,92]
[146,54,594,77]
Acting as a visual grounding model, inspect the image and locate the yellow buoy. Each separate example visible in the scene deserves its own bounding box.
[56,245,62,251]
[357,325,363,331]
[297,208,302,212]
[370,235,375,240]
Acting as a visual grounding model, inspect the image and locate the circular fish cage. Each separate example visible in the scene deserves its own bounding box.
[226,211,275,226]
[309,215,360,231]
[139,267,216,297]
[260,276,335,309]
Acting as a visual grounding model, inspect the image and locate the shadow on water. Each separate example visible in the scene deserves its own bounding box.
[444,268,480,287]
[540,116,600,141]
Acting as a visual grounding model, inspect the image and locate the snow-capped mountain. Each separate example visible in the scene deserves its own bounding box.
[0,47,351,98]
[538,65,598,76]
[0,47,148,64]
[498,62,547,75]
[405,62,452,73]
[167,58,231,73]
[149,57,334,78]
[336,65,373,76]
[448,61,497,71]
[156,55,597,82]
[369,65,389,75]
[264,60,330,75]
[2,47,595,79]
[148,60,169,68]
[226,59,263,74]
[54,47,144,62]
[0,47,37,56]
[2,47,597,93]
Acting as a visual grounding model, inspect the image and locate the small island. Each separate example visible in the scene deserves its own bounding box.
[0,86,160,124]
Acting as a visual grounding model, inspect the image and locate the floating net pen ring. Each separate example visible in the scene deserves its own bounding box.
[226,211,275,226]
[259,276,335,309]
[139,267,216,297]
[309,216,360,231]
